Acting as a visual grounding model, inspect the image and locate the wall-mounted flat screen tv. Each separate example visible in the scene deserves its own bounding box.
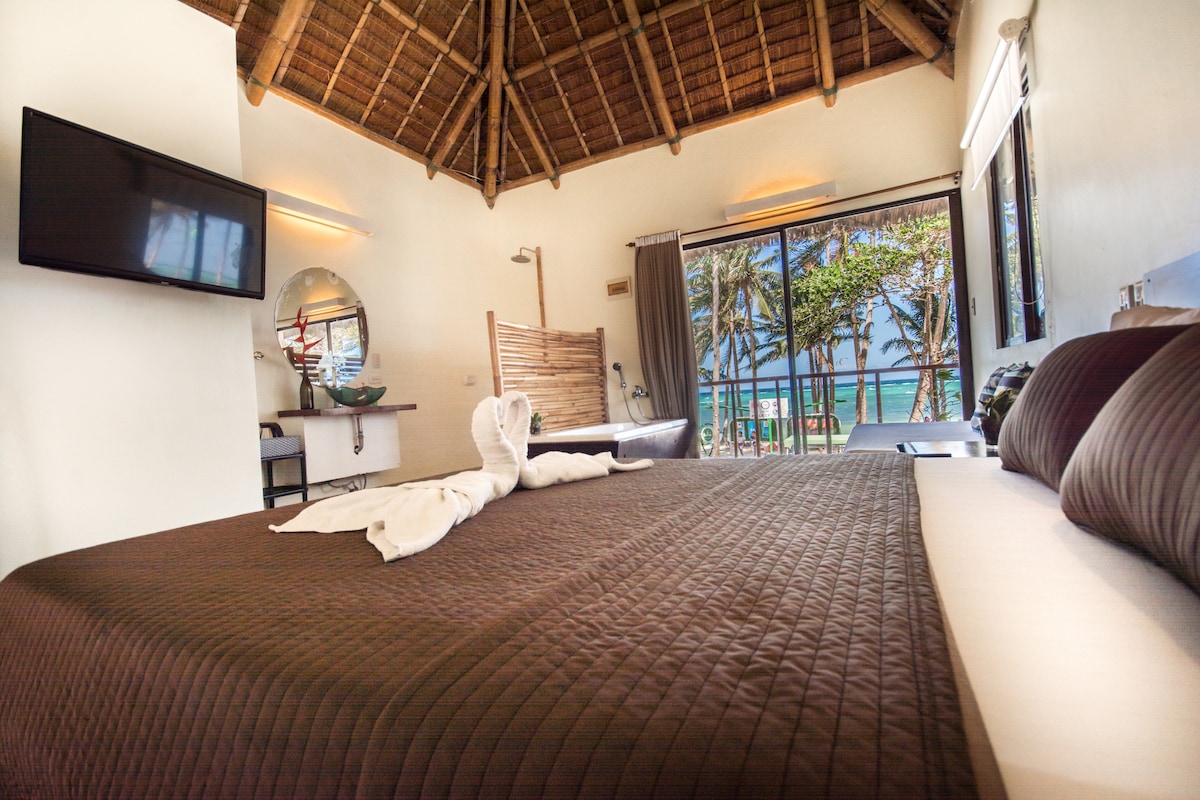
[19,107,266,300]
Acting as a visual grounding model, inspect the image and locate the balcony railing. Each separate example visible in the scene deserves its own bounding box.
[699,363,962,458]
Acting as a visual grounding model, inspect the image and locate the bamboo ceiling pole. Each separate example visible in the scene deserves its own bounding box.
[863,0,954,78]
[811,0,838,107]
[623,0,682,155]
[245,0,309,106]
[511,0,704,83]
[502,80,561,188]
[483,0,507,207]
[427,77,490,179]
[374,0,481,78]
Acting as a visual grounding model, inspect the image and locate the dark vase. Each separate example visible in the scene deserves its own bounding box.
[299,371,314,410]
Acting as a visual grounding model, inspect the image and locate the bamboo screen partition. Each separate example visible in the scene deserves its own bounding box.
[487,311,609,432]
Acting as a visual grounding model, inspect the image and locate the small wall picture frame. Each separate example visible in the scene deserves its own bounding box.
[606,276,632,299]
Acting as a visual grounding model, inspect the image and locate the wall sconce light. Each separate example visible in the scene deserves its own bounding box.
[510,246,546,328]
[723,181,838,222]
[266,190,374,236]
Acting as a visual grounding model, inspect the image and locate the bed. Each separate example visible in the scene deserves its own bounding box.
[1,321,1199,800]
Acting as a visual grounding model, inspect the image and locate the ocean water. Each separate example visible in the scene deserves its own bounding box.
[698,378,964,437]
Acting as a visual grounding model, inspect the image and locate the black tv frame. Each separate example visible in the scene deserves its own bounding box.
[18,107,266,300]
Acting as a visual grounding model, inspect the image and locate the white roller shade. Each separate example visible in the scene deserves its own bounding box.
[962,33,1028,190]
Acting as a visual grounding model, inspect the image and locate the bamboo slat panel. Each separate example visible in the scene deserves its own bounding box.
[488,311,609,432]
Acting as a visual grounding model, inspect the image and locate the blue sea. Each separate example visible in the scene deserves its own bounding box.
[698,377,964,438]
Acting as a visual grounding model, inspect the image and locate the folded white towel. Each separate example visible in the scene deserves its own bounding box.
[270,391,651,561]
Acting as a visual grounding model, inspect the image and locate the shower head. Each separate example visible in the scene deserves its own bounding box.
[511,246,537,264]
[612,362,626,389]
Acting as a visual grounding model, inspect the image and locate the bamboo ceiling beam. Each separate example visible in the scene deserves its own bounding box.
[563,0,624,148]
[483,0,507,207]
[322,3,374,106]
[427,77,490,178]
[390,0,470,139]
[245,0,309,106]
[502,78,561,188]
[373,0,481,79]
[811,0,837,107]
[863,0,953,78]
[652,0,695,124]
[516,0,590,157]
[511,0,705,83]
[623,0,681,154]
[606,0,659,135]
[702,2,734,113]
[231,0,251,32]
[752,0,777,101]
[859,1,871,68]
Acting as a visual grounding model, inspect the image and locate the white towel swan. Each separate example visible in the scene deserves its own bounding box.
[270,391,652,560]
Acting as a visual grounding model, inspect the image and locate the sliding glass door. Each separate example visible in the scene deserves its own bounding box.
[686,192,972,458]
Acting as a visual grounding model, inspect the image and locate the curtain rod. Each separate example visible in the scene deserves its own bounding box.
[625,171,962,247]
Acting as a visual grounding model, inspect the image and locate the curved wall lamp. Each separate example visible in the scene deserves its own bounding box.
[511,246,546,328]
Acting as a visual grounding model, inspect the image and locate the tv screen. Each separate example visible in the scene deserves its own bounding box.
[19,107,266,300]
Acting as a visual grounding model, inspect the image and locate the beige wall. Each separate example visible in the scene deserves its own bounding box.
[955,0,1200,388]
[0,0,262,579]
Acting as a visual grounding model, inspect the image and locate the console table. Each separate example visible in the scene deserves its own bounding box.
[278,404,416,483]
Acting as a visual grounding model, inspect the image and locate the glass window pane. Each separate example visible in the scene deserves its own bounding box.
[993,129,1026,345]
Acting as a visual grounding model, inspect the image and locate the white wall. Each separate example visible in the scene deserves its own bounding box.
[237,64,959,487]
[0,0,262,578]
[955,0,1200,387]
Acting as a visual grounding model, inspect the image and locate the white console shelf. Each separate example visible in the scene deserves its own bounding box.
[278,404,416,483]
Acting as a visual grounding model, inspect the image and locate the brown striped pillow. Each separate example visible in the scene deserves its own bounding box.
[1060,324,1200,595]
[998,325,1191,491]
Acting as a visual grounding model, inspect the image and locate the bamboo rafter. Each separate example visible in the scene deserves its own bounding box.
[606,0,660,136]
[390,0,471,140]
[652,0,696,124]
[321,2,373,105]
[751,0,777,101]
[863,0,953,78]
[623,0,682,153]
[563,0,625,150]
[359,0,426,125]
[859,0,872,68]
[701,2,733,113]
[245,0,310,106]
[810,0,837,106]
[517,0,588,157]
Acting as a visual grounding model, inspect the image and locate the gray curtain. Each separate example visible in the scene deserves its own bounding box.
[634,230,701,458]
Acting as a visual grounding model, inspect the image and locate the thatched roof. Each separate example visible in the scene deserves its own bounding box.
[180,0,960,206]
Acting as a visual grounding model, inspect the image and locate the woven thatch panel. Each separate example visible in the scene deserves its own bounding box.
[181,0,959,202]
[488,313,609,433]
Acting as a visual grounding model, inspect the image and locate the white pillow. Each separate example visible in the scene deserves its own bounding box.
[1109,305,1200,329]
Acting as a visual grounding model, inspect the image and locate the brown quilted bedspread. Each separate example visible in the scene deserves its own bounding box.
[0,455,976,799]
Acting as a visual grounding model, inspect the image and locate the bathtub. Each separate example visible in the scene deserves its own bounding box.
[528,418,690,459]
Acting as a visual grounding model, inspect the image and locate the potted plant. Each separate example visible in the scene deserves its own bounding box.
[529,412,544,435]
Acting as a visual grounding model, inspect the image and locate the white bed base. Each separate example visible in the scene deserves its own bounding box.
[917,458,1200,800]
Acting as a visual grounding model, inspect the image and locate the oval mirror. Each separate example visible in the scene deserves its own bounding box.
[275,267,368,388]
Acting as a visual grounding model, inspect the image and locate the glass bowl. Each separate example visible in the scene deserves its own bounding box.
[324,385,387,407]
